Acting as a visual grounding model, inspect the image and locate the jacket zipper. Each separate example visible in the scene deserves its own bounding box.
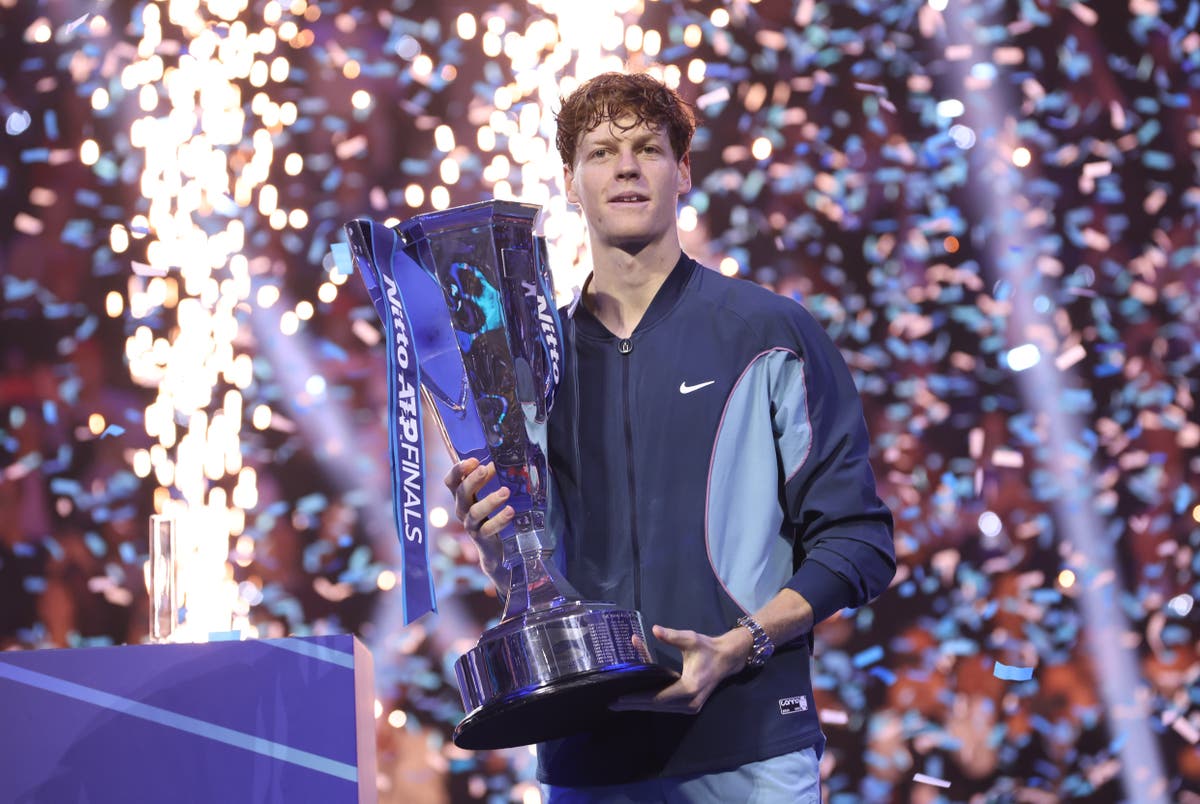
[569,319,583,574]
[619,337,641,610]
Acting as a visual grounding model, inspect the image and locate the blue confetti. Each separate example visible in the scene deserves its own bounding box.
[993,662,1034,682]
[853,644,885,668]
[329,242,353,275]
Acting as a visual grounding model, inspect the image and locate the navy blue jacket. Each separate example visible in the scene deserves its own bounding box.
[538,254,895,786]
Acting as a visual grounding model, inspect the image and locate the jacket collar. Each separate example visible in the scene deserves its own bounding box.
[571,252,698,338]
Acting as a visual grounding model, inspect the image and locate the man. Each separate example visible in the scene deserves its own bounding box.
[446,71,895,802]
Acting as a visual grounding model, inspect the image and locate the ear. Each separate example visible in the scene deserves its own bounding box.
[564,163,580,205]
[676,153,692,195]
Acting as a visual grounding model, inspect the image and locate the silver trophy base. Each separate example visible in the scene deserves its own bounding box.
[453,601,677,749]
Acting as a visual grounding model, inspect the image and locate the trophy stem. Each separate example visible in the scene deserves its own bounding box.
[498,525,578,621]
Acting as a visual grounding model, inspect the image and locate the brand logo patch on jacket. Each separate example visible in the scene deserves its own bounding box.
[778,695,808,715]
[679,379,715,394]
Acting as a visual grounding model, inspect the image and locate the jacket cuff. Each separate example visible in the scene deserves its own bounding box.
[786,559,858,626]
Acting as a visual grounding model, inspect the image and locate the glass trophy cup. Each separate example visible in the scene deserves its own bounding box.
[345,200,674,749]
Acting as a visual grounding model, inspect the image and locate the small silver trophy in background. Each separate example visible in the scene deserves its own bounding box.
[345,200,674,750]
[148,514,177,643]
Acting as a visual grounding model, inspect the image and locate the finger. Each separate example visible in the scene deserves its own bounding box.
[455,462,494,520]
[611,685,700,714]
[477,505,514,539]
[615,701,701,714]
[651,625,697,649]
[460,461,496,502]
[464,487,511,534]
[443,458,479,492]
[616,675,689,706]
[609,689,667,710]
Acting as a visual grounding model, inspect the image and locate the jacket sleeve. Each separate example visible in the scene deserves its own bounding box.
[772,309,896,626]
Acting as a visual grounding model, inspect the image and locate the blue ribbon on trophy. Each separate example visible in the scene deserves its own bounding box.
[345,201,672,749]
[344,219,438,622]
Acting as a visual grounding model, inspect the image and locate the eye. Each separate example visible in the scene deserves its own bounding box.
[590,148,609,159]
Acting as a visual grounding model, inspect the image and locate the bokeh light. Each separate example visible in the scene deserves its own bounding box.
[2,0,1197,801]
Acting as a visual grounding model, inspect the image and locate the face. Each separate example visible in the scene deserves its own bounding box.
[563,117,692,254]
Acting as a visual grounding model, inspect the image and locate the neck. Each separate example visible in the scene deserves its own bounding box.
[585,237,682,339]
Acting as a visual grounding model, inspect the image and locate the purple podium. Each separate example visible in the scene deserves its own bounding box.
[0,635,377,803]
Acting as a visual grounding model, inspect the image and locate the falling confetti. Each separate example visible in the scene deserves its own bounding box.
[1,0,1197,800]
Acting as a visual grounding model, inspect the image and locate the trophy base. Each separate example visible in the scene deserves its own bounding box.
[453,663,676,750]
[453,602,677,749]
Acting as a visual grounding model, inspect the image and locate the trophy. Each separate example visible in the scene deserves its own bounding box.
[345,200,674,750]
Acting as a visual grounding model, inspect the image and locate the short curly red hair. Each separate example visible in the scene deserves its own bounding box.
[555,72,696,168]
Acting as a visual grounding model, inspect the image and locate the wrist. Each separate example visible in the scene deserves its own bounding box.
[735,613,776,668]
[723,624,754,668]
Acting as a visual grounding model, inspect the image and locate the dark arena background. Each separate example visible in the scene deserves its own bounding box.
[1,0,1198,801]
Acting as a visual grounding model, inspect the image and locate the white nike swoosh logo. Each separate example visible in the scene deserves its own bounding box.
[679,380,716,394]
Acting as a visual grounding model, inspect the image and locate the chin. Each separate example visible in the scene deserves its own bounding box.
[610,237,657,256]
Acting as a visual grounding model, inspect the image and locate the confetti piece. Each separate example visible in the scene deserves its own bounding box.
[696,86,731,109]
[1162,711,1199,744]
[1055,344,1087,370]
[14,212,45,235]
[1,4,1198,798]
[994,661,1034,681]
[819,709,849,725]
[853,644,884,668]
[58,12,92,40]
[207,630,243,642]
[329,242,353,275]
[49,478,82,497]
[84,532,107,557]
[913,773,951,788]
[868,666,896,685]
[131,261,168,277]
[351,318,381,346]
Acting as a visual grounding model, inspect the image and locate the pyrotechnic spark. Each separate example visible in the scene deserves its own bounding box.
[120,0,315,640]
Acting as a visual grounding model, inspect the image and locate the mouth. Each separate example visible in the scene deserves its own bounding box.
[609,192,649,204]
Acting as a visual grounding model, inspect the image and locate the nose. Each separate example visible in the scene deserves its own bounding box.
[615,148,640,179]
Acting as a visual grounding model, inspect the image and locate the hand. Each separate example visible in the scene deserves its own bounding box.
[443,458,512,582]
[609,624,752,714]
